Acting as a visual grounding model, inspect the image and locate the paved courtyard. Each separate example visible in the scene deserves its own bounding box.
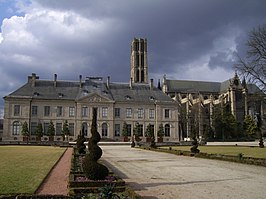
[101,145,266,199]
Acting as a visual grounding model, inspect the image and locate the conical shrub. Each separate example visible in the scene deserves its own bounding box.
[83,108,108,180]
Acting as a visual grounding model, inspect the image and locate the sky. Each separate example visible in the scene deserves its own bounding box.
[0,0,266,118]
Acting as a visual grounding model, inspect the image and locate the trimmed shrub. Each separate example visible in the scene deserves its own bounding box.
[83,108,109,180]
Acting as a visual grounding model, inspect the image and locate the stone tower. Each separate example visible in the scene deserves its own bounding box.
[130,38,148,83]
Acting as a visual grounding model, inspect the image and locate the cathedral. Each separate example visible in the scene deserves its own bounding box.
[2,38,265,142]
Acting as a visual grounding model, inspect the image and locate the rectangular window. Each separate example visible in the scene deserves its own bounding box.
[138,108,144,118]
[14,105,20,116]
[32,106,38,116]
[82,107,88,117]
[102,107,108,118]
[44,106,50,116]
[69,123,74,136]
[164,109,170,119]
[56,123,62,136]
[30,122,37,135]
[127,124,132,136]
[43,122,49,135]
[126,108,132,118]
[149,109,155,119]
[69,107,75,117]
[57,106,63,117]
[115,124,120,136]
[139,124,143,136]
[114,108,120,118]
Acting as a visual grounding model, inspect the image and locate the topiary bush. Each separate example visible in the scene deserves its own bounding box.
[76,131,86,154]
[190,138,200,153]
[83,108,109,180]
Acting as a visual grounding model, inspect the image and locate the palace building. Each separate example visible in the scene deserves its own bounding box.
[2,38,265,142]
[2,38,179,142]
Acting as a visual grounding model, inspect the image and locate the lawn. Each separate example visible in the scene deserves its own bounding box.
[0,146,66,194]
[159,146,266,159]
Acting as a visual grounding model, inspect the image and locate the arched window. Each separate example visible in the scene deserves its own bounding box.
[102,123,108,137]
[13,121,21,135]
[165,124,170,137]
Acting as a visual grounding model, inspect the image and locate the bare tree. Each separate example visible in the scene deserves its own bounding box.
[235,25,266,93]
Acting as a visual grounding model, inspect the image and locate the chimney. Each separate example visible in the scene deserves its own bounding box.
[31,73,37,87]
[107,76,110,89]
[157,79,161,90]
[54,74,57,87]
[79,75,82,88]
[150,79,154,90]
[129,78,133,89]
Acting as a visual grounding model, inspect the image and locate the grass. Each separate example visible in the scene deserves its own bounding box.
[159,146,266,159]
[0,146,66,194]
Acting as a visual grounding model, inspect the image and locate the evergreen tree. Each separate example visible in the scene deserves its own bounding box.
[122,121,128,137]
[243,115,257,138]
[47,120,55,136]
[21,121,29,137]
[62,120,70,140]
[157,123,164,138]
[35,123,43,138]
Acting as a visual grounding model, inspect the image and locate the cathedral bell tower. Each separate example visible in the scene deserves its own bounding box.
[130,38,148,83]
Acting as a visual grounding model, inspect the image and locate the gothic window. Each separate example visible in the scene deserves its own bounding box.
[141,70,144,82]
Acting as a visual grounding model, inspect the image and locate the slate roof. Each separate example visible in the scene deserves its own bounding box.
[166,79,221,93]
[5,77,175,104]
[166,78,263,95]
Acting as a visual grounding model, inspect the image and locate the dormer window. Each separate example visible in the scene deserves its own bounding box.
[82,90,89,95]
[103,90,108,95]
[33,92,39,96]
[58,93,64,98]
[125,95,131,100]
[149,96,155,100]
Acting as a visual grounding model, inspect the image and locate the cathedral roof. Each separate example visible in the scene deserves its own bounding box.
[166,79,221,93]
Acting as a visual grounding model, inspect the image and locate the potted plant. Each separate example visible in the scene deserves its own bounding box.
[21,121,29,143]
[157,123,164,143]
[47,120,55,141]
[35,122,43,142]
[145,124,154,143]
[122,121,129,142]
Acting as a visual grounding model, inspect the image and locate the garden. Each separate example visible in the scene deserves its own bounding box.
[0,146,65,194]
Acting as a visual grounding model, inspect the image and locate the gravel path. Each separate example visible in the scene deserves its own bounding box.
[36,147,73,196]
[101,145,266,199]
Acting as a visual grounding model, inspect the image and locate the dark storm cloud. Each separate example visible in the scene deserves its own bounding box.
[0,0,266,117]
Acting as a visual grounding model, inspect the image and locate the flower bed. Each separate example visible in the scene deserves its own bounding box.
[68,148,126,195]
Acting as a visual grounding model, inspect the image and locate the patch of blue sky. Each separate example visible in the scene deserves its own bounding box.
[0,0,30,28]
